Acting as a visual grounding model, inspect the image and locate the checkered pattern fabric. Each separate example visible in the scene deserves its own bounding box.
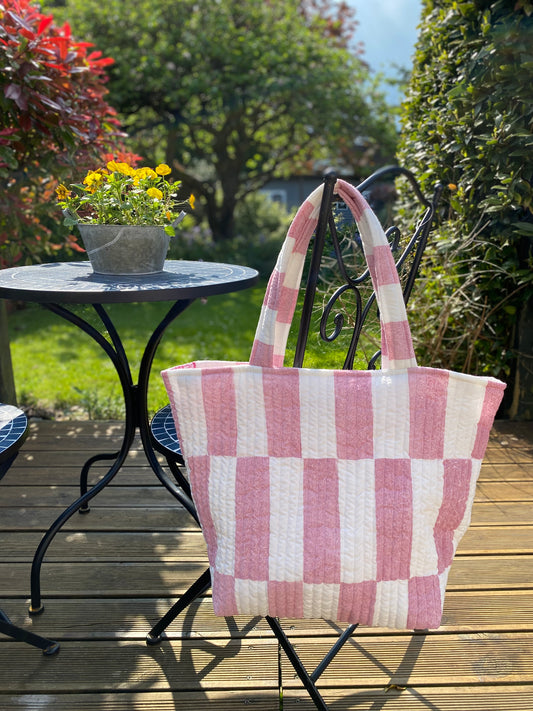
[250,179,417,370]
[162,180,505,629]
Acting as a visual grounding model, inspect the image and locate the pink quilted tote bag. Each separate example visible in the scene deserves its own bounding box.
[162,179,505,630]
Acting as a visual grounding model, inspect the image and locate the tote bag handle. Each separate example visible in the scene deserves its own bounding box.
[250,179,418,371]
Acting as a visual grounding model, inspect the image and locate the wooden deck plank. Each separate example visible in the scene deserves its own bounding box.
[1,634,532,692]
[2,525,533,561]
[0,485,180,508]
[0,691,280,710]
[280,633,533,687]
[482,447,533,463]
[284,686,533,710]
[479,462,533,480]
[4,479,532,510]
[2,500,532,531]
[0,638,280,692]
[1,530,208,560]
[14,448,152,467]
[470,501,533,525]
[1,554,532,599]
[21,420,527,449]
[0,506,196,531]
[5,460,532,486]
[1,687,533,711]
[0,596,271,640]
[3,590,533,642]
[474,480,533,501]
[1,461,165,485]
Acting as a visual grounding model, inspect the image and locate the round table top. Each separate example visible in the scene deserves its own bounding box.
[0,260,259,304]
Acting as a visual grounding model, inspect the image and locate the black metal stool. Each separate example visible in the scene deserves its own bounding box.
[0,404,60,655]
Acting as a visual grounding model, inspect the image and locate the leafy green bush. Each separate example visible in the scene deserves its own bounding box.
[398,1,533,389]
[405,217,522,375]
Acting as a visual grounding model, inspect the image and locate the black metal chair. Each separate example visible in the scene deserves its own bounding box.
[145,166,442,709]
[0,404,60,655]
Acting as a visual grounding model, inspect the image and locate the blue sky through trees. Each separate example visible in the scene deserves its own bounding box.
[349,0,423,102]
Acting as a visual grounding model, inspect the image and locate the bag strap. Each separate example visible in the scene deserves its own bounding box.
[250,178,417,371]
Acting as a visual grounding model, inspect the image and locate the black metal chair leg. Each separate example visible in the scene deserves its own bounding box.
[146,568,212,644]
[166,457,191,498]
[265,617,358,710]
[0,612,59,655]
[266,616,329,711]
[78,452,122,513]
[311,623,358,682]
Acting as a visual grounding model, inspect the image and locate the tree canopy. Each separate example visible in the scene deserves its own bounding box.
[46,0,397,240]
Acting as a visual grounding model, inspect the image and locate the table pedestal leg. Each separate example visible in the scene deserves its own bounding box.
[136,301,201,519]
[29,299,193,613]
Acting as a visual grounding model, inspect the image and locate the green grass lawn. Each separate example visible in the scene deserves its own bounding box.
[8,283,376,419]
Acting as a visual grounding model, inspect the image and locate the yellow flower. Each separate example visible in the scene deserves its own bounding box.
[189,193,195,210]
[55,184,71,201]
[60,161,190,228]
[83,171,105,188]
[146,187,163,200]
[136,167,158,180]
[448,183,458,191]
[120,164,134,176]
[118,163,135,176]
[106,160,134,176]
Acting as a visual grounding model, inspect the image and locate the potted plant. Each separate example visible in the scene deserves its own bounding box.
[56,160,194,275]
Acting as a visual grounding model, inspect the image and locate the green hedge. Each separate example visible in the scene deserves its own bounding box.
[398,0,533,398]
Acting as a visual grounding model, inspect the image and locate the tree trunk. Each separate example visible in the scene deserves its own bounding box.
[0,301,16,405]
[206,192,237,243]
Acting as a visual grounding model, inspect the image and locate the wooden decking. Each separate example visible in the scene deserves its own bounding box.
[0,418,532,710]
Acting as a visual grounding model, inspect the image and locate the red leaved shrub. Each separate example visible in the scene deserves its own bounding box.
[0,0,125,266]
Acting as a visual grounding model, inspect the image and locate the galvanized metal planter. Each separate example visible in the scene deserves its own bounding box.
[77,224,170,275]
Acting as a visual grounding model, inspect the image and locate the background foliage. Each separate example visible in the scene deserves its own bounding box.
[8,0,533,418]
[44,0,397,243]
[170,191,293,279]
[398,0,533,412]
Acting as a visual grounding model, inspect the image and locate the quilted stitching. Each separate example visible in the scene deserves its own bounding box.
[162,181,505,630]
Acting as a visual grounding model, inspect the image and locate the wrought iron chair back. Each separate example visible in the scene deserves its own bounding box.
[146,166,442,710]
[292,165,439,372]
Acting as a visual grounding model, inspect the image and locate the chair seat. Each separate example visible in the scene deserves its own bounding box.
[150,405,182,457]
[0,404,28,476]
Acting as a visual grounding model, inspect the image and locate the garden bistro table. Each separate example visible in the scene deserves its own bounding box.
[0,260,259,614]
